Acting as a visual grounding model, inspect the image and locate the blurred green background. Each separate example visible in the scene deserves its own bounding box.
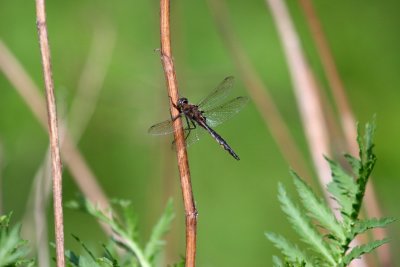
[0,0,399,266]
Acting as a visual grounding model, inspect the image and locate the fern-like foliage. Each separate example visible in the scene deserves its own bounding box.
[266,119,395,267]
[0,212,34,266]
[65,198,176,267]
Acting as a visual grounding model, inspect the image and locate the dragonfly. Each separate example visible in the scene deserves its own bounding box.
[148,76,248,160]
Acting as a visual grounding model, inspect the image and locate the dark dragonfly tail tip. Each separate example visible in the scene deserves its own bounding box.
[231,152,240,161]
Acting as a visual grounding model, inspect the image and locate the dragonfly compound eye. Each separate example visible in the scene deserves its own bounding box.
[178,98,189,107]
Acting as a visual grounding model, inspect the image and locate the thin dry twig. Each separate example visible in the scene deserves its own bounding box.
[35,0,65,265]
[20,27,115,265]
[298,1,392,265]
[160,0,197,266]
[207,0,310,179]
[265,0,332,196]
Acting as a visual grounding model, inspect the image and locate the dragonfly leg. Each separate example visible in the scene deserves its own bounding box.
[183,116,197,141]
[168,95,180,111]
[171,116,196,147]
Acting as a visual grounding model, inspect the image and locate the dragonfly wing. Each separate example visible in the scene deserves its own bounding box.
[197,76,235,111]
[203,96,249,128]
[148,119,178,135]
[170,121,204,149]
[185,124,206,147]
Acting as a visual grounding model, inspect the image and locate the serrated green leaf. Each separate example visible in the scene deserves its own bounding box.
[343,239,389,265]
[356,122,363,163]
[168,257,185,267]
[364,117,376,160]
[65,250,80,266]
[343,154,361,176]
[277,183,335,265]
[325,157,357,220]
[71,234,97,261]
[67,198,151,267]
[0,221,31,266]
[266,233,312,266]
[101,244,119,267]
[350,119,377,220]
[272,255,284,267]
[291,171,345,243]
[111,199,139,243]
[144,199,175,262]
[352,217,396,237]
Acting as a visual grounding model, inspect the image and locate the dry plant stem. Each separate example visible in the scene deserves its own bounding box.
[298,2,391,266]
[298,0,356,144]
[265,0,332,197]
[160,0,197,266]
[20,29,115,263]
[207,0,310,179]
[35,0,64,266]
[0,40,111,235]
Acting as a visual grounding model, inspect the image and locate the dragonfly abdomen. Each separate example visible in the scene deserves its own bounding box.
[200,122,240,160]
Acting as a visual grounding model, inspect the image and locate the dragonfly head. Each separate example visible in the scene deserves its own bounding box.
[177,97,189,109]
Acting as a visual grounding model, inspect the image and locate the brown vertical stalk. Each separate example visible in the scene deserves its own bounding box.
[265,0,333,198]
[160,1,197,267]
[35,0,65,266]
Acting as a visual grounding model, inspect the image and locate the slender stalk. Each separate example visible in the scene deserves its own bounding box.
[265,0,332,197]
[160,0,197,266]
[35,0,64,266]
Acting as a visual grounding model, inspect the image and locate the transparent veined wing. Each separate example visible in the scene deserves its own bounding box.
[149,116,204,147]
[183,125,205,147]
[166,120,206,149]
[148,118,179,135]
[197,76,235,111]
[203,96,248,128]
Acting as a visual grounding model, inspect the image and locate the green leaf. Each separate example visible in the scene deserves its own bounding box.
[144,199,175,262]
[343,154,361,176]
[0,216,32,267]
[67,198,151,267]
[111,199,139,243]
[343,239,389,265]
[169,257,185,267]
[352,217,396,236]
[272,255,284,267]
[351,119,377,220]
[364,117,376,161]
[291,171,345,243]
[65,250,80,266]
[277,184,335,265]
[325,157,358,218]
[266,233,311,266]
